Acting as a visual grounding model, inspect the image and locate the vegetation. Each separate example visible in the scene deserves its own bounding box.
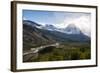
[23,20,91,62]
[24,42,91,62]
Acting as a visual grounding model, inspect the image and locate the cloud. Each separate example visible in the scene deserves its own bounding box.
[64,15,91,36]
[53,13,91,36]
[23,17,27,20]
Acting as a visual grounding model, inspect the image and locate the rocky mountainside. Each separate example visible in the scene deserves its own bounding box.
[23,20,56,51]
[23,20,90,51]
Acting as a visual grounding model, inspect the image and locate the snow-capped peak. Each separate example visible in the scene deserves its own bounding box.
[63,23,81,34]
[43,24,58,31]
[23,20,90,37]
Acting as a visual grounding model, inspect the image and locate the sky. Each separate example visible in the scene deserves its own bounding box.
[23,10,91,36]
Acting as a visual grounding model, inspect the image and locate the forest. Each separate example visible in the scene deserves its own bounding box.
[24,42,91,62]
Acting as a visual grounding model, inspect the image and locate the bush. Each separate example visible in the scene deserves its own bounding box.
[70,51,80,60]
[26,43,91,62]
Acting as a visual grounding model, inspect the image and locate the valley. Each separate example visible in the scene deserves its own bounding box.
[23,20,91,62]
[23,42,90,62]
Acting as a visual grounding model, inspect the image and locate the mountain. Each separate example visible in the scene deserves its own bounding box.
[23,20,41,27]
[23,20,56,51]
[63,23,81,34]
[41,28,90,42]
[43,24,58,31]
[23,20,90,51]
[44,23,90,42]
[43,23,89,37]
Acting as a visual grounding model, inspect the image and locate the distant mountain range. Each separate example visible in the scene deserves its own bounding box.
[42,22,90,37]
[23,20,90,50]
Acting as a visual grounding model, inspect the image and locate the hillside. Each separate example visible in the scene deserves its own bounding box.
[23,20,90,51]
[23,20,56,51]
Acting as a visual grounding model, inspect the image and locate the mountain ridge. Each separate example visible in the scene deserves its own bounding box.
[23,20,90,51]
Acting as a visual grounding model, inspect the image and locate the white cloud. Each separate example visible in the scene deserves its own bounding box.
[23,17,27,20]
[63,15,91,36]
[53,14,91,36]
